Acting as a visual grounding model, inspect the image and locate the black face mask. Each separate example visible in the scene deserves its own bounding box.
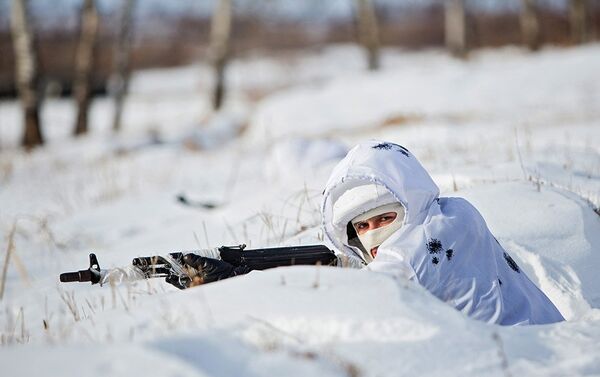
[346,222,366,253]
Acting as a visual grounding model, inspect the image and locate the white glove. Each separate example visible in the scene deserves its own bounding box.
[336,254,367,269]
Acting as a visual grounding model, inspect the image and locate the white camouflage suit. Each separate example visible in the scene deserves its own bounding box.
[321,140,564,325]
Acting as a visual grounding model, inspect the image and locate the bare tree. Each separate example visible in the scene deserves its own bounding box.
[354,0,380,71]
[73,0,99,136]
[445,0,468,58]
[569,0,589,44]
[209,0,232,111]
[10,0,42,148]
[520,0,541,51]
[111,0,135,132]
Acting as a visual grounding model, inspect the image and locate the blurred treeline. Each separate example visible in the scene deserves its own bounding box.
[1,0,599,99]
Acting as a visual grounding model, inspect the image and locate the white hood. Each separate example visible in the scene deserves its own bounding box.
[322,141,439,259]
[322,140,564,325]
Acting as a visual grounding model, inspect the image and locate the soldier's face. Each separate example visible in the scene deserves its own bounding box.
[353,212,398,257]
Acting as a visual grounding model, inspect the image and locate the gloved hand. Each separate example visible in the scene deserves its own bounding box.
[165,273,189,290]
[335,254,366,269]
[182,254,250,286]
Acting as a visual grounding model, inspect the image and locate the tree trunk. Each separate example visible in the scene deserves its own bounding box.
[10,0,43,148]
[73,0,99,136]
[355,0,380,71]
[209,0,232,111]
[520,0,541,51]
[569,0,589,44]
[111,0,135,132]
[445,0,468,58]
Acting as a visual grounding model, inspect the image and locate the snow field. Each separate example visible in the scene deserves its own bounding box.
[0,44,599,376]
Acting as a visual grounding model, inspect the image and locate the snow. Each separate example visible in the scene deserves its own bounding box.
[1,44,600,375]
[249,46,600,143]
[265,137,349,186]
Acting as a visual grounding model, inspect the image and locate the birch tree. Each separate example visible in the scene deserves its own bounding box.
[444,0,467,58]
[209,0,232,111]
[569,0,589,44]
[520,0,541,51]
[111,0,134,132]
[10,0,43,148]
[73,0,99,136]
[355,0,380,71]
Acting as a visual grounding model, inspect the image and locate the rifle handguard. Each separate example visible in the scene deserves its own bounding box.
[219,244,337,270]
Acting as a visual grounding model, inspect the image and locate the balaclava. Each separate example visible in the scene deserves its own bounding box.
[332,184,405,261]
[351,202,404,256]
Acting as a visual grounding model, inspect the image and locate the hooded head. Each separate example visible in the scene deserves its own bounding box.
[332,183,405,260]
[322,141,439,262]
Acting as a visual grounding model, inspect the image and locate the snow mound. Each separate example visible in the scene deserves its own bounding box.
[265,137,348,185]
[456,182,600,319]
[4,267,600,376]
[248,46,600,142]
[182,112,247,150]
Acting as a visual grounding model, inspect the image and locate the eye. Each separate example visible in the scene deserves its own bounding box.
[355,222,368,230]
[378,212,397,223]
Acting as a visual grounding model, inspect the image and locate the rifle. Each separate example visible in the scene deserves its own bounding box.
[59,244,338,288]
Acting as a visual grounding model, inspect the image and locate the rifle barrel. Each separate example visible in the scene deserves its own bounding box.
[60,270,93,283]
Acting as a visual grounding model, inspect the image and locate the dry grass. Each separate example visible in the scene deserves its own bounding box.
[492,332,513,377]
[250,186,322,246]
[37,281,160,343]
[380,113,425,128]
[58,288,82,322]
[0,307,29,345]
[0,218,38,301]
[0,222,17,300]
[0,160,13,184]
[312,262,321,289]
